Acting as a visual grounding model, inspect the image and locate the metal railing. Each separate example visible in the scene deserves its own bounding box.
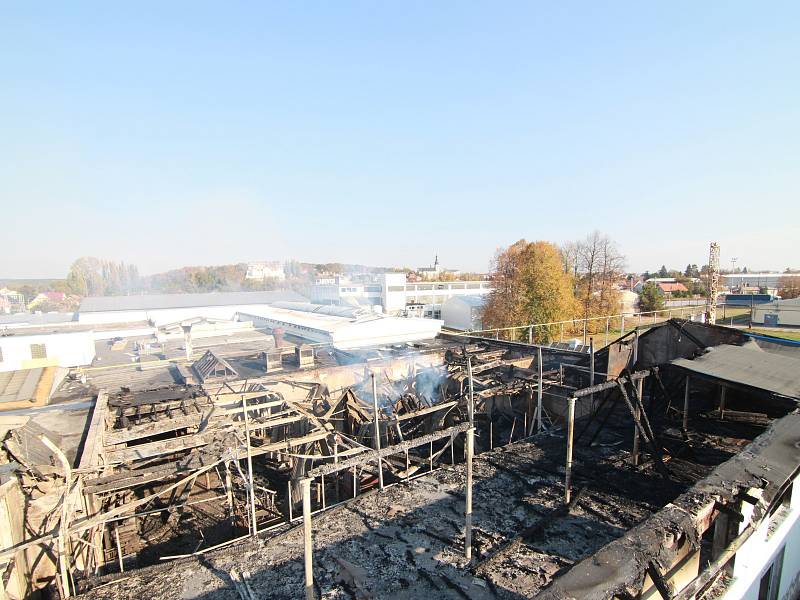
[450,303,713,346]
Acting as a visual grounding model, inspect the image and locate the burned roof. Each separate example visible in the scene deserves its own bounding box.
[672,343,800,400]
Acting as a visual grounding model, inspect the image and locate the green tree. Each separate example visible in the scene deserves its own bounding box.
[639,282,665,312]
[66,265,88,296]
[658,265,668,278]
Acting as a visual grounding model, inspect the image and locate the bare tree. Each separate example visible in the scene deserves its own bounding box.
[573,231,625,324]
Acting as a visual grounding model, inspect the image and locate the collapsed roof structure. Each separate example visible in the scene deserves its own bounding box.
[0,319,798,600]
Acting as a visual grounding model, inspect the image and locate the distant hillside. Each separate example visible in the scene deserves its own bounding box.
[0,278,66,287]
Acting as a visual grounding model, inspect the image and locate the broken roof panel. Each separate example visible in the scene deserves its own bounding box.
[671,344,800,399]
[192,350,238,382]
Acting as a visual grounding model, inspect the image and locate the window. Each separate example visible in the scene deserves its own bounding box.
[388,286,405,292]
[30,343,47,359]
[0,346,3,362]
[758,547,785,600]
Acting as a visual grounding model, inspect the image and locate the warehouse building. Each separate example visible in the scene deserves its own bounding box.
[440,294,486,331]
[0,330,95,373]
[722,272,800,290]
[752,296,800,327]
[77,290,307,326]
[310,272,492,316]
[239,301,443,349]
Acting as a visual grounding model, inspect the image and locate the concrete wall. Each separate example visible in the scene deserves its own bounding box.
[382,273,408,314]
[0,330,96,372]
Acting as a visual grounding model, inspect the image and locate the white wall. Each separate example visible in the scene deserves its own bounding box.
[752,298,800,327]
[441,298,475,330]
[722,477,800,600]
[0,331,96,372]
[382,273,408,314]
[330,317,442,349]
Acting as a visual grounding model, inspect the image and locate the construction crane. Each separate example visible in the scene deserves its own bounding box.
[707,242,720,324]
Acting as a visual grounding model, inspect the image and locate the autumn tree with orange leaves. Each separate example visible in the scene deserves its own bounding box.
[481,240,576,342]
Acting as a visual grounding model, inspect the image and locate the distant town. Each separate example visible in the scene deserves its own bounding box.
[2,241,799,336]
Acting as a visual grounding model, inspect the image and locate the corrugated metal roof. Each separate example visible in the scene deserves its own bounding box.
[270,301,377,321]
[0,312,77,326]
[671,344,800,399]
[79,290,307,312]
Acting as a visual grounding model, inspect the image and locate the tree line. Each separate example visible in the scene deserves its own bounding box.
[66,258,142,296]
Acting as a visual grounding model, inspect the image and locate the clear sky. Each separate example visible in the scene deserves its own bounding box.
[1,2,798,278]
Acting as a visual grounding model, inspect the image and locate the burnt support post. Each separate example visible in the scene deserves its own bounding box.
[287,480,293,522]
[719,385,727,420]
[632,331,641,466]
[537,346,544,432]
[683,375,690,431]
[242,396,257,536]
[465,357,475,560]
[302,478,314,600]
[565,397,576,503]
[465,427,474,560]
[333,436,340,501]
[589,338,595,406]
[371,374,384,489]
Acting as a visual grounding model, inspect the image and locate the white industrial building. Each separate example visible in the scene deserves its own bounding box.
[78,291,307,326]
[0,291,446,371]
[238,302,443,349]
[722,273,800,290]
[440,295,486,331]
[310,272,492,317]
[245,261,286,280]
[0,330,96,373]
[751,297,800,327]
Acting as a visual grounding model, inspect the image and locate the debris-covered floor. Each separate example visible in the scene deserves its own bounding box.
[78,410,762,600]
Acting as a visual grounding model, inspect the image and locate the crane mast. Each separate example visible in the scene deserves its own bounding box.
[707,242,720,324]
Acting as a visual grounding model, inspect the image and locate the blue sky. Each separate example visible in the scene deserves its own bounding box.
[1,2,798,277]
